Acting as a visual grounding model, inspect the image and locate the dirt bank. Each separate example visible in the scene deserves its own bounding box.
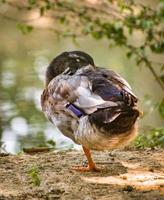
[0,148,164,200]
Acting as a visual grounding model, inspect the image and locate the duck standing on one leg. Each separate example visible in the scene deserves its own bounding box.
[41,51,140,172]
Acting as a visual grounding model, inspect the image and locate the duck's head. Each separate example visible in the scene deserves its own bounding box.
[45,51,95,86]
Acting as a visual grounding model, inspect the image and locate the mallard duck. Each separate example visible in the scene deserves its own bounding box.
[41,51,140,171]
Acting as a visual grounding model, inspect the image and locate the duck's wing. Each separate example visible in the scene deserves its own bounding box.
[94,68,138,106]
[41,66,138,122]
[96,67,137,99]
[42,73,116,114]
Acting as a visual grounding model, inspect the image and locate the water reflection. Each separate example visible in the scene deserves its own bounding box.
[0,18,163,154]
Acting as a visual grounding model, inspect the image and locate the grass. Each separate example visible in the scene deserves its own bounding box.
[28,165,41,186]
[133,127,164,149]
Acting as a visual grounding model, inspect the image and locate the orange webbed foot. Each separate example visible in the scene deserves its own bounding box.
[72,146,101,172]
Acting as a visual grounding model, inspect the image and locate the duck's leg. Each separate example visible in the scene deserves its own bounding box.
[72,146,100,172]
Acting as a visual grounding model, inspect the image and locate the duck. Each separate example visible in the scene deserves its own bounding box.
[41,51,140,171]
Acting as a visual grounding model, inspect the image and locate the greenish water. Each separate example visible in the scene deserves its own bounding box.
[0,18,163,153]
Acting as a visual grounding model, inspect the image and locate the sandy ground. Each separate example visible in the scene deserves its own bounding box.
[0,148,164,200]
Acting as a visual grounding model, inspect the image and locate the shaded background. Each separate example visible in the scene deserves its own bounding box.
[0,0,163,153]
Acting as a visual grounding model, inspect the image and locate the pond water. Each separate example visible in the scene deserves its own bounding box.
[0,18,163,153]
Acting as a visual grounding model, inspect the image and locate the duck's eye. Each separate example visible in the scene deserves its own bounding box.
[76,58,80,62]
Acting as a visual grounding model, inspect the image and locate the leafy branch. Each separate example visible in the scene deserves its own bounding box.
[0,0,164,91]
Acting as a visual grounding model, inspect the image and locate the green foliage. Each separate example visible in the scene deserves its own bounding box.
[28,165,41,186]
[40,7,45,16]
[28,0,36,5]
[159,99,164,118]
[134,128,164,149]
[1,0,164,90]
[17,23,33,34]
[89,21,127,45]
[46,139,56,148]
